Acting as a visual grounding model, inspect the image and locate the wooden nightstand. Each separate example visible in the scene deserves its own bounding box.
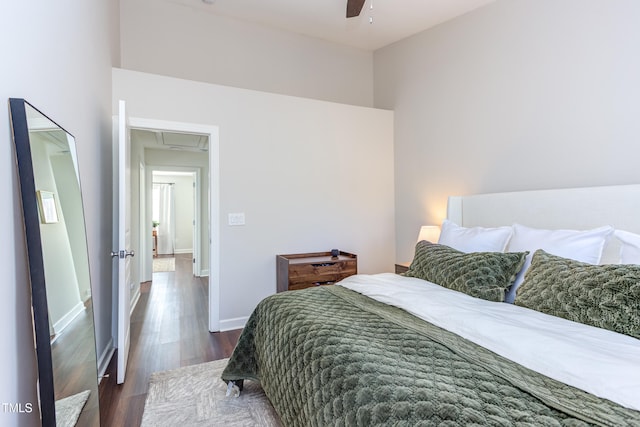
[395,262,410,274]
[276,251,357,292]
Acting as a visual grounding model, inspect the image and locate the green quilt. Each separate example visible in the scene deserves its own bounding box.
[222,285,640,426]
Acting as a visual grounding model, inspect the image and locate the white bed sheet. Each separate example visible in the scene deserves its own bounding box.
[338,273,640,412]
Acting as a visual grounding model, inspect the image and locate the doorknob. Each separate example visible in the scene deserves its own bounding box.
[111,250,135,259]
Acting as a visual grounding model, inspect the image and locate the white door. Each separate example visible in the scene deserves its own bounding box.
[192,176,198,276]
[113,100,133,384]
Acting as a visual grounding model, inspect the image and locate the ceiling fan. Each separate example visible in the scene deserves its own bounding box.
[346,0,366,18]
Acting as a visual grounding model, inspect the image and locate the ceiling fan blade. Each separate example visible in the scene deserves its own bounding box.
[346,0,366,18]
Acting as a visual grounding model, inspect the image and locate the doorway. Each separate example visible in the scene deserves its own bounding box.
[127,117,220,333]
[151,170,198,275]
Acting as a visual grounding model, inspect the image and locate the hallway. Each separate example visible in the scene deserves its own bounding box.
[99,253,241,426]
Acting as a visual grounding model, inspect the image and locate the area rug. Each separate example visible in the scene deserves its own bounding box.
[55,389,90,427]
[153,257,175,272]
[141,358,281,426]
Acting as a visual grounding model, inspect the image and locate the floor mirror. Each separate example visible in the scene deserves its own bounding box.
[9,98,100,426]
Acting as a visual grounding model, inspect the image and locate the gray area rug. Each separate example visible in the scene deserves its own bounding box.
[55,389,90,427]
[153,257,175,272]
[141,358,282,426]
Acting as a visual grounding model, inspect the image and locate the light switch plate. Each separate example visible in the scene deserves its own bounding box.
[228,212,245,226]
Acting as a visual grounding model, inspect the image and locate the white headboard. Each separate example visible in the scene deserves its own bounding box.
[447,184,640,234]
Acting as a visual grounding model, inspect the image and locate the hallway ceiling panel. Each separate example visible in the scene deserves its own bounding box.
[132,129,209,153]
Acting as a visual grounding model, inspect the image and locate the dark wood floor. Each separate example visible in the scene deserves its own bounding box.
[51,300,99,427]
[99,253,242,426]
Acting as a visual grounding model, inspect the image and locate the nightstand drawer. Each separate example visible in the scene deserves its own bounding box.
[289,260,357,284]
[288,271,355,291]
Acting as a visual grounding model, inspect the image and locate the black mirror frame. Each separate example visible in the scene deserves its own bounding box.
[10,97,59,426]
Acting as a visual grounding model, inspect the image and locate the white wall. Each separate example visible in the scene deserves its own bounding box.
[50,153,92,304]
[30,134,84,331]
[113,68,395,327]
[0,2,113,425]
[374,0,640,263]
[120,0,374,107]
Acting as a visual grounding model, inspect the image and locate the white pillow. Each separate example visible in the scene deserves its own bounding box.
[437,219,512,253]
[615,229,640,264]
[505,223,613,303]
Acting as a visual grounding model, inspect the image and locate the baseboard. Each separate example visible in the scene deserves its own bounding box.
[198,270,209,277]
[97,338,115,383]
[130,287,141,316]
[219,316,248,332]
[174,248,192,254]
[52,301,85,336]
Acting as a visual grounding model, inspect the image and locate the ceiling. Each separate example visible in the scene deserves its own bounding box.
[166,0,495,51]
[132,129,209,153]
[132,1,496,147]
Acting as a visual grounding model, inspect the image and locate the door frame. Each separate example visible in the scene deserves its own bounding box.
[138,161,149,287]
[128,117,220,332]
[149,167,201,275]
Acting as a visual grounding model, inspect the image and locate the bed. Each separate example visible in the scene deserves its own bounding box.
[222,184,640,426]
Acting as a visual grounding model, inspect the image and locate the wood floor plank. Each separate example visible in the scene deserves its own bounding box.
[99,253,242,426]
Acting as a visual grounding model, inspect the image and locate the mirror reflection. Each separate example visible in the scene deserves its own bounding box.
[11,100,99,426]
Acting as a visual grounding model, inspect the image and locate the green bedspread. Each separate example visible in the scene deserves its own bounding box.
[222,285,640,426]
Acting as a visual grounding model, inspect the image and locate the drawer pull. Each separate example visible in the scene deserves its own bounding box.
[313,280,335,286]
[311,262,336,267]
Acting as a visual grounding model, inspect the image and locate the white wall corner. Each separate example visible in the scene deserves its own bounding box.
[52,302,86,337]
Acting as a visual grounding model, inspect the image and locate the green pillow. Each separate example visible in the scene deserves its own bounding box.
[405,241,527,302]
[516,250,640,339]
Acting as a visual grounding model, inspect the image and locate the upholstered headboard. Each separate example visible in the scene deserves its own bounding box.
[447,184,640,234]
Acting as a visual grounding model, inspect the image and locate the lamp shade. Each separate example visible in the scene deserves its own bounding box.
[417,225,440,243]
